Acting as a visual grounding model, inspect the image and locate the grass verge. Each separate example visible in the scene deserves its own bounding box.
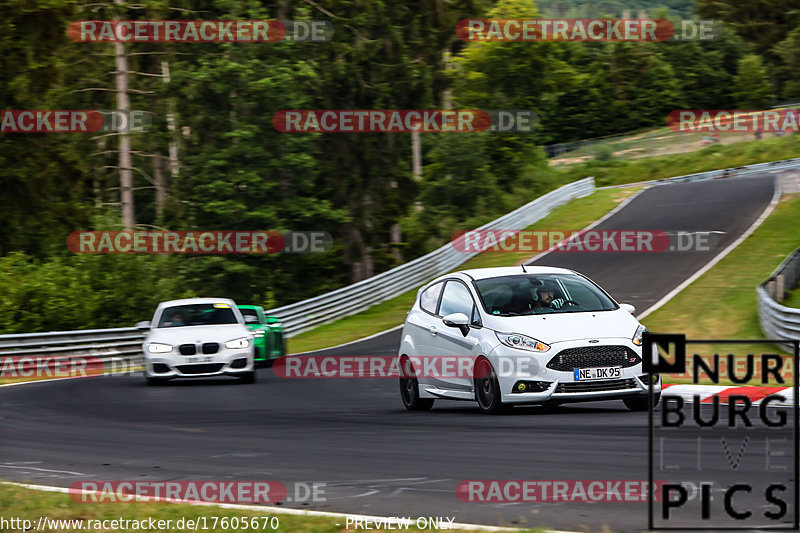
[289,187,640,353]
[642,193,800,386]
[0,483,531,533]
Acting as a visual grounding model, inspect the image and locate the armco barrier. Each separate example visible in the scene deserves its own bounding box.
[0,327,145,377]
[758,245,800,351]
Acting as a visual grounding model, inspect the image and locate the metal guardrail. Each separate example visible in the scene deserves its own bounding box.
[0,327,145,376]
[654,157,800,184]
[263,177,596,337]
[599,156,800,189]
[758,246,800,350]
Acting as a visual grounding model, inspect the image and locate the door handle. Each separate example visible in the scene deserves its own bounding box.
[429,326,438,336]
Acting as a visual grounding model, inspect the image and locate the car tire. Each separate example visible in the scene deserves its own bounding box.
[623,393,660,411]
[239,368,257,384]
[399,357,434,411]
[474,358,512,415]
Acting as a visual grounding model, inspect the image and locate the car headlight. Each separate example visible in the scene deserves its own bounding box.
[225,338,250,349]
[254,332,264,338]
[147,343,173,354]
[632,325,647,346]
[496,332,550,352]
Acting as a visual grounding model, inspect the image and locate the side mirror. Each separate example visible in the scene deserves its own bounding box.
[620,303,636,315]
[442,312,470,337]
[136,320,151,331]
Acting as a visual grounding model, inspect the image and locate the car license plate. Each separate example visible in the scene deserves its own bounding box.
[574,366,621,380]
[185,356,213,363]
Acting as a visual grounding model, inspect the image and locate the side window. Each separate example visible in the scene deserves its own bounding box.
[439,281,474,317]
[420,282,444,314]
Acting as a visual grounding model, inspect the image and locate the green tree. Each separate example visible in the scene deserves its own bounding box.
[773,27,800,100]
[733,54,774,108]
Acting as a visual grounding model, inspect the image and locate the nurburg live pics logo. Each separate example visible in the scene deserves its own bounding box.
[644,332,799,530]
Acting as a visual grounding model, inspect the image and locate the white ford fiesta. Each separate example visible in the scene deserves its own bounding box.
[140,298,256,385]
[398,266,660,414]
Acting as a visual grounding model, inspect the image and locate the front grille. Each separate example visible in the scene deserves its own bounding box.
[202,342,219,354]
[556,378,637,393]
[176,363,224,375]
[179,344,197,355]
[547,345,640,371]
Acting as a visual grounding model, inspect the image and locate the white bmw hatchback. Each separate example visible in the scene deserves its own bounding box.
[398,266,660,414]
[140,298,256,385]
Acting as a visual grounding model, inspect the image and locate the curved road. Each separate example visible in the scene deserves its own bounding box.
[0,174,781,532]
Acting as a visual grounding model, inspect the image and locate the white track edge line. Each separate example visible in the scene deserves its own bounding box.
[636,176,782,321]
[289,324,404,356]
[524,185,651,265]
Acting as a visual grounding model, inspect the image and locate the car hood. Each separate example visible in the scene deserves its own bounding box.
[483,309,640,345]
[145,324,251,344]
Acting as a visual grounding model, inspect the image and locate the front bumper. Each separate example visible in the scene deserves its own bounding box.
[145,348,253,379]
[488,339,662,404]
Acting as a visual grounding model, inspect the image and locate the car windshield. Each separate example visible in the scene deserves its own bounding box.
[239,308,260,324]
[474,274,617,316]
[157,303,238,328]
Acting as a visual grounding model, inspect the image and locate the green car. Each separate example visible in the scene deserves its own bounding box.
[237,305,286,367]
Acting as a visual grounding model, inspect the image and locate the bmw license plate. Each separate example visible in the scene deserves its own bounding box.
[185,356,213,363]
[574,366,621,380]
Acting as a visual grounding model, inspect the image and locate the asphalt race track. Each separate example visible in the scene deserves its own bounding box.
[0,174,786,532]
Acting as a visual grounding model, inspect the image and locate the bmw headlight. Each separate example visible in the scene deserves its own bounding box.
[225,338,250,349]
[496,332,550,352]
[632,325,647,346]
[147,343,173,354]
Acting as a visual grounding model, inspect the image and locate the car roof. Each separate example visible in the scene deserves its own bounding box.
[157,297,237,307]
[455,265,577,280]
[237,304,261,310]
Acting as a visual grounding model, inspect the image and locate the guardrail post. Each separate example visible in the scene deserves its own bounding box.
[776,274,785,302]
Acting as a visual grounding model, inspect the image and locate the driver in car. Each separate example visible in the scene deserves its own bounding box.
[534,280,567,310]
[163,310,186,327]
